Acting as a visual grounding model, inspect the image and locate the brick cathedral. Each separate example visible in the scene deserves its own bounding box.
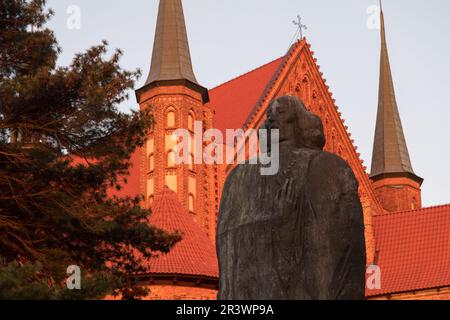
[112,0,450,300]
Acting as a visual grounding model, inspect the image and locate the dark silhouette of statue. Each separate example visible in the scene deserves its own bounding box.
[216,96,366,300]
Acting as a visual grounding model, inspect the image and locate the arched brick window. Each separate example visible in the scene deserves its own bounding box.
[148,153,154,172]
[188,111,195,132]
[188,153,195,171]
[412,197,418,210]
[167,150,176,168]
[166,109,176,128]
[189,193,195,213]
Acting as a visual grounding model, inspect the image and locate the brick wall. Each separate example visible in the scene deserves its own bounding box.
[372,177,422,212]
[143,285,218,300]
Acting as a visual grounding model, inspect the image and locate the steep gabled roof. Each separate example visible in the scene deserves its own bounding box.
[367,204,450,297]
[209,57,284,134]
[210,39,384,265]
[70,149,142,200]
[143,187,219,278]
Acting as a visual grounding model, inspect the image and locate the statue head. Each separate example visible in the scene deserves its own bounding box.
[263,96,325,150]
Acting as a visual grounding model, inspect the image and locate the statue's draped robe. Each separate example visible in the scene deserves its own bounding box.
[217,148,366,300]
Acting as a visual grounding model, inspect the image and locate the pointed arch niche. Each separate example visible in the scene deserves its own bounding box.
[188,110,195,132]
[166,107,177,128]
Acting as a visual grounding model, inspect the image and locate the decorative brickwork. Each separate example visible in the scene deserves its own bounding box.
[372,177,422,212]
[143,285,218,300]
[136,84,219,242]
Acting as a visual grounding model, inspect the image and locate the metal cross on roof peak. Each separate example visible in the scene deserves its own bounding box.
[293,15,307,40]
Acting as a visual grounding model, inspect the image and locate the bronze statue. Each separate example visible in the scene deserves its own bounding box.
[216,96,366,300]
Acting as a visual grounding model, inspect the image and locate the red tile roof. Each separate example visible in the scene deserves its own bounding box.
[209,57,283,134]
[367,204,450,297]
[143,187,219,278]
[70,149,142,200]
[106,148,142,199]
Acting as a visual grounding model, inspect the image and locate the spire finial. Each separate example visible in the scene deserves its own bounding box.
[292,15,307,40]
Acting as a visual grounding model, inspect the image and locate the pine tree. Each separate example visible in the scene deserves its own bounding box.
[0,0,180,299]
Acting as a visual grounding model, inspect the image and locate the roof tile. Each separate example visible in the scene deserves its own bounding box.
[209,57,283,134]
[142,187,218,278]
[367,204,450,296]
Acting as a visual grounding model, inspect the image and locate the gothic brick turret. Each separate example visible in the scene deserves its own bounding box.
[135,0,217,241]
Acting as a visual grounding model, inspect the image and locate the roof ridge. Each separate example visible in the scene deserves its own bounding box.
[242,39,307,129]
[209,56,284,91]
[210,39,309,93]
[376,203,450,217]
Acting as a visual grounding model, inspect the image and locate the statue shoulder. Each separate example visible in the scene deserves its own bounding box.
[225,163,247,182]
[309,151,352,172]
[222,163,255,194]
[308,150,359,191]
[222,165,239,191]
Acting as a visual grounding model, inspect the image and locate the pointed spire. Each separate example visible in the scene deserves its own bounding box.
[137,0,209,103]
[146,0,199,85]
[370,4,422,183]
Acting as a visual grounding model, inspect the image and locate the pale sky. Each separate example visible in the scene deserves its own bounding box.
[45,0,450,207]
